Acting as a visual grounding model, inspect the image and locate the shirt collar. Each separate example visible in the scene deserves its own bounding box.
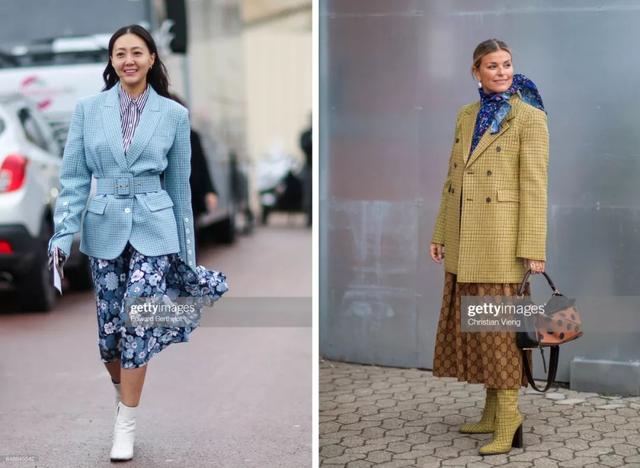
[118,83,150,111]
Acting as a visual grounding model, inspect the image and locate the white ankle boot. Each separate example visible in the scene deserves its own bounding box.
[113,382,121,409]
[110,402,137,461]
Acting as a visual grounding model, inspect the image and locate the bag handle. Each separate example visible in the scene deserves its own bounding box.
[521,346,559,392]
[517,269,560,296]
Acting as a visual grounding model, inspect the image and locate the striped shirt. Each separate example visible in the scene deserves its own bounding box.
[118,83,150,154]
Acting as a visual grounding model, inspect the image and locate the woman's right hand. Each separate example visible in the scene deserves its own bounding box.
[430,243,444,264]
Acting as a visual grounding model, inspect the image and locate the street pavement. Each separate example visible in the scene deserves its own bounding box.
[320,359,640,468]
[0,214,311,468]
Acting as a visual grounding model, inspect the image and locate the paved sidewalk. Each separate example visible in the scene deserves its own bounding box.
[0,218,311,468]
[320,359,640,468]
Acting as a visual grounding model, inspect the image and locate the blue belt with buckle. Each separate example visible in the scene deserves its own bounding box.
[96,175,162,198]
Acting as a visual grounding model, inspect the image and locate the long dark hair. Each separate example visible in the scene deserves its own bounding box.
[102,24,170,98]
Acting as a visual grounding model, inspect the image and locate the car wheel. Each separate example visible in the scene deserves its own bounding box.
[17,223,56,312]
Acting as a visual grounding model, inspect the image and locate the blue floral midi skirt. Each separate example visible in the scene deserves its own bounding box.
[89,243,228,368]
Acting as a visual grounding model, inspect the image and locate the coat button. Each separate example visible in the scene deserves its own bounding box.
[124,208,131,213]
[496,146,502,153]
[453,163,457,168]
[486,197,491,203]
[455,138,460,143]
[487,170,492,176]
[451,188,455,194]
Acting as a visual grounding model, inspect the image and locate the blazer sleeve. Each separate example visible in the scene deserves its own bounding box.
[516,108,549,261]
[47,100,91,257]
[431,111,461,245]
[165,108,197,271]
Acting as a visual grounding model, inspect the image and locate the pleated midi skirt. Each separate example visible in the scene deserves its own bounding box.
[432,272,532,389]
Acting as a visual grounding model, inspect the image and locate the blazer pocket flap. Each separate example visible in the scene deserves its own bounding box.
[497,189,519,202]
[144,193,175,211]
[86,198,107,215]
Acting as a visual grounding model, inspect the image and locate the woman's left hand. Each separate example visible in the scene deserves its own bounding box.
[524,258,545,274]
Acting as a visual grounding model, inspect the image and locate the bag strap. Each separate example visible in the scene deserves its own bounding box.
[517,269,560,296]
[521,346,559,392]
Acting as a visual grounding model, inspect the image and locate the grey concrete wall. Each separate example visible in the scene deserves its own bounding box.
[320,0,640,394]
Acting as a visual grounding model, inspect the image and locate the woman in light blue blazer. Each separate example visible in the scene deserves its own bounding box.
[48,25,227,462]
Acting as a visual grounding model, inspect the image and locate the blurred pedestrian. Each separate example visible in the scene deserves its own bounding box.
[169,94,219,219]
[47,24,228,462]
[429,39,548,455]
[229,150,255,233]
[300,123,312,227]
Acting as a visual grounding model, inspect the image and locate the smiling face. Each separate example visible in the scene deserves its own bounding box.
[473,50,513,94]
[110,33,155,95]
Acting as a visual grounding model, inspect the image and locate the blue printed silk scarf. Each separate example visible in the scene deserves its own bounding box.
[469,73,545,156]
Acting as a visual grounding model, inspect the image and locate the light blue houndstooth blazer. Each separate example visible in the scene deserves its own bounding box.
[48,84,197,271]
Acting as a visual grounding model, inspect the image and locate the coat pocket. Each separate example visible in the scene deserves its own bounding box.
[86,198,107,215]
[497,189,519,202]
[143,192,175,212]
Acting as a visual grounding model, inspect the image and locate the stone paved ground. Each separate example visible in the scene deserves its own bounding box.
[320,359,640,468]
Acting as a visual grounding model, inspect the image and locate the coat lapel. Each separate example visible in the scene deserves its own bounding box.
[125,87,162,167]
[102,86,128,172]
[460,102,479,164]
[465,96,517,168]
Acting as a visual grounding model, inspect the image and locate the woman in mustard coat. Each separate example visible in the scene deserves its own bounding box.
[430,39,548,455]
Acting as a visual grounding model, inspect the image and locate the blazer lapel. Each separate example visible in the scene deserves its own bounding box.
[460,102,479,164]
[102,86,128,172]
[125,87,162,167]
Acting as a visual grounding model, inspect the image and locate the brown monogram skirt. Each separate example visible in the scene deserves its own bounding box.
[432,272,532,389]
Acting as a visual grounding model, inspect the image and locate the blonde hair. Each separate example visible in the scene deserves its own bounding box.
[472,39,512,74]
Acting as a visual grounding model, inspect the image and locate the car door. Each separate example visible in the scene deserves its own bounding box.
[15,104,61,237]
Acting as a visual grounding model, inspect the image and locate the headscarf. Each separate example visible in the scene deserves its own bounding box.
[469,73,545,156]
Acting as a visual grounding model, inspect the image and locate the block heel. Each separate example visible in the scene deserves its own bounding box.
[512,423,524,448]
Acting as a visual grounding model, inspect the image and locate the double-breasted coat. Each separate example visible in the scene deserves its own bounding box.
[431,95,549,283]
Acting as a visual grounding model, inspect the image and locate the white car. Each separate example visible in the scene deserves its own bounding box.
[0,94,91,311]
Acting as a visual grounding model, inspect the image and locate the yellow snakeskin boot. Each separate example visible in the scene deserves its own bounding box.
[459,388,496,433]
[479,389,524,455]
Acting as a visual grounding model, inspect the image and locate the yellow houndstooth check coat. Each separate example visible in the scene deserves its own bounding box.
[431,95,549,283]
